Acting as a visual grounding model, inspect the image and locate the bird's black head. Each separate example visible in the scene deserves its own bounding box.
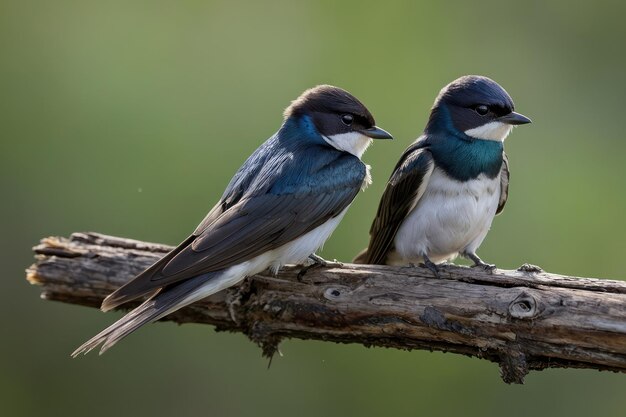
[427,75,531,141]
[284,85,393,142]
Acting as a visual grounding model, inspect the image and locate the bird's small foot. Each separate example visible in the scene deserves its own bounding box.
[464,252,496,273]
[298,254,343,280]
[422,262,441,278]
[472,261,497,272]
[419,255,441,278]
[308,253,344,268]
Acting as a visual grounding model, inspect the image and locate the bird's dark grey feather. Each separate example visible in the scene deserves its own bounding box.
[73,273,218,356]
[357,142,434,265]
[497,152,510,215]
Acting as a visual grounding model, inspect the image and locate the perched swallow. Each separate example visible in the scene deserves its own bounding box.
[73,85,392,356]
[354,75,530,274]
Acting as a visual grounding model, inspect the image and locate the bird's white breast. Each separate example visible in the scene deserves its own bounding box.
[391,167,500,264]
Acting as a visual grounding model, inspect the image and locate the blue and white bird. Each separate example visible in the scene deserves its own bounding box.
[73,85,392,356]
[354,75,530,274]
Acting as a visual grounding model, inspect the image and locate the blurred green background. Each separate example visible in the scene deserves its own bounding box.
[2,0,625,416]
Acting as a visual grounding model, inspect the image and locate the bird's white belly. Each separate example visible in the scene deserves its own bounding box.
[392,168,500,264]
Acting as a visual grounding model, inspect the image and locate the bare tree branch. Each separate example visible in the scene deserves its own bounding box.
[26,232,626,384]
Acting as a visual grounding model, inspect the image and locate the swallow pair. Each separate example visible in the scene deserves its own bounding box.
[73,75,531,356]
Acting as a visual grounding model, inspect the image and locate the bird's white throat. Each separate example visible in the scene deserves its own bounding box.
[323,132,372,158]
[464,121,513,142]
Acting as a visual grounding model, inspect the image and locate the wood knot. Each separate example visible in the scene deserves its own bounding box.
[508,291,540,319]
[324,287,348,301]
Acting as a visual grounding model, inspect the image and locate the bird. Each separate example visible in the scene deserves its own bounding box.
[72,85,392,356]
[354,75,530,275]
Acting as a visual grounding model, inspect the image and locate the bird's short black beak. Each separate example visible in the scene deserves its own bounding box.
[498,111,532,125]
[361,126,393,139]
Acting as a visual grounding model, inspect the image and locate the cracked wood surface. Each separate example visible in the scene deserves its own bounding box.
[26,232,626,384]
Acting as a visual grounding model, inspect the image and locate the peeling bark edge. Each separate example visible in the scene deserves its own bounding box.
[26,232,626,384]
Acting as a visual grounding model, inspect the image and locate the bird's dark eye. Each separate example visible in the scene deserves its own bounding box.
[475,105,489,116]
[341,114,354,126]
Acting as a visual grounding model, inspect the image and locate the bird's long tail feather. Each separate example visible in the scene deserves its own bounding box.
[71,272,228,357]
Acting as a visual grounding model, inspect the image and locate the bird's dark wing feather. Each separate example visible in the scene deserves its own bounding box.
[361,143,434,265]
[191,139,278,236]
[102,152,365,311]
[496,152,509,215]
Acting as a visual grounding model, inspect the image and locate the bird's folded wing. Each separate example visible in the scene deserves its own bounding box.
[364,144,434,264]
[102,154,365,310]
[496,152,509,215]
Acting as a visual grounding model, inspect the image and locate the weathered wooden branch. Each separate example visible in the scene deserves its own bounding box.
[26,232,626,384]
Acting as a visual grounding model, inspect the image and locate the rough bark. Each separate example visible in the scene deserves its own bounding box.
[26,232,626,384]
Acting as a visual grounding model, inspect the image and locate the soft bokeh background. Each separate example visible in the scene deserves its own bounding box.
[2,1,625,416]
